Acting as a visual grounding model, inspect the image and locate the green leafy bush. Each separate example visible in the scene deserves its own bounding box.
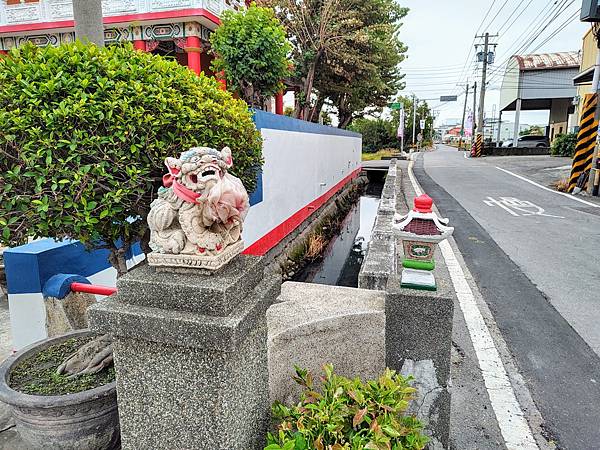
[265,365,428,450]
[349,118,399,153]
[550,132,577,157]
[0,42,262,268]
[210,3,291,107]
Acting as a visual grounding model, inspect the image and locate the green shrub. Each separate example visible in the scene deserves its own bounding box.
[0,42,262,268]
[349,118,399,153]
[211,3,291,107]
[550,132,577,157]
[265,365,429,450]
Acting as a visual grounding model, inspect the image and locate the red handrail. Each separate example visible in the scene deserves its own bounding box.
[70,282,117,296]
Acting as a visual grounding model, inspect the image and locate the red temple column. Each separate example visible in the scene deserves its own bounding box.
[216,71,227,91]
[185,36,202,76]
[275,91,284,115]
[133,40,147,52]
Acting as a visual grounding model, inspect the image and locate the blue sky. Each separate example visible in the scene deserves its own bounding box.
[398,0,589,126]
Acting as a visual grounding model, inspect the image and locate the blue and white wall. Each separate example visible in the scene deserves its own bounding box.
[4,241,144,350]
[3,111,362,351]
[243,111,362,253]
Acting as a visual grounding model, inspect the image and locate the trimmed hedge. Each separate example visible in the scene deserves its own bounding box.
[0,42,262,253]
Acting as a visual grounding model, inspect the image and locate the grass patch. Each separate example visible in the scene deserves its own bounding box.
[9,336,115,396]
[362,149,397,161]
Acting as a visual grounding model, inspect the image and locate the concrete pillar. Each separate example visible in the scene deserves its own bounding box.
[73,0,104,47]
[133,40,147,52]
[513,98,522,145]
[385,273,454,449]
[88,256,280,449]
[275,92,284,115]
[185,36,202,75]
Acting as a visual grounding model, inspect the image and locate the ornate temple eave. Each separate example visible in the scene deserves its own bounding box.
[0,8,220,36]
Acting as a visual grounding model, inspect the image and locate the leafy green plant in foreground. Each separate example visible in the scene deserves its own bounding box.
[265,365,429,450]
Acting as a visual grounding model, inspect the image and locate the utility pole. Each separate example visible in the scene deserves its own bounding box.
[459,83,470,150]
[497,110,503,146]
[475,33,498,147]
[412,94,418,147]
[477,33,490,134]
[471,81,477,148]
[73,0,104,46]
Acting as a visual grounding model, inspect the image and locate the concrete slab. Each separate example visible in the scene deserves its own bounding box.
[268,282,385,405]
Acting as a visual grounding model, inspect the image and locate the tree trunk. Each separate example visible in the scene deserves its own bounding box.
[295,49,324,120]
[338,113,353,129]
[57,244,129,378]
[108,247,128,278]
[72,0,104,46]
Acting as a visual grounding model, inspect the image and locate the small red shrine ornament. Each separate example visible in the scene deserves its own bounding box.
[393,194,454,291]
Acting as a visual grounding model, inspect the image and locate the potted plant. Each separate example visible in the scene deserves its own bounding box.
[0,330,118,450]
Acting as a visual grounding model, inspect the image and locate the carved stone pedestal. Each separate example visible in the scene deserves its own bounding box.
[88,256,280,450]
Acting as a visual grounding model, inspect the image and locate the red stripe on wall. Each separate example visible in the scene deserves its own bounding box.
[243,167,362,256]
[0,8,220,34]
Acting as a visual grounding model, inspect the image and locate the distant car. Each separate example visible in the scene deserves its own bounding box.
[502,135,549,148]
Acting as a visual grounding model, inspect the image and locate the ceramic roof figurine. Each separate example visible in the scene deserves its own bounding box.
[393,194,454,291]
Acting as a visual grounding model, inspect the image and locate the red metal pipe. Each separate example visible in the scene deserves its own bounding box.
[70,282,117,296]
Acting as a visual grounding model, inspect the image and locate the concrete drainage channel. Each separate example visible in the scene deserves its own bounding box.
[267,160,454,449]
[293,174,384,287]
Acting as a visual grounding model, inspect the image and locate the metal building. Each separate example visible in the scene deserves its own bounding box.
[499,52,580,143]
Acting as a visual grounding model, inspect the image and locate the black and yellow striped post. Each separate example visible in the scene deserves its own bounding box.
[471,133,484,157]
[569,93,599,192]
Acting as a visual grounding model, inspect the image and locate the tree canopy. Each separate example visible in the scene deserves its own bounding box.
[259,0,408,127]
[210,4,292,108]
[349,96,434,152]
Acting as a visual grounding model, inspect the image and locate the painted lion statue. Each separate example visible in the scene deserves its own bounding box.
[147,146,250,268]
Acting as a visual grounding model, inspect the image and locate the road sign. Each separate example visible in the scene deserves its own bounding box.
[419,119,426,130]
[440,95,458,102]
[389,102,404,111]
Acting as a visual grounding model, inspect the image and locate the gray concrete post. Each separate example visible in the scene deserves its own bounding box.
[385,266,454,449]
[88,256,280,449]
[73,0,104,46]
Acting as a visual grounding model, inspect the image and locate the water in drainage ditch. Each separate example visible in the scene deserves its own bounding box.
[294,181,383,287]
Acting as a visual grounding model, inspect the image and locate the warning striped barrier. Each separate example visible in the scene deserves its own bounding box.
[569,93,598,192]
[471,133,484,158]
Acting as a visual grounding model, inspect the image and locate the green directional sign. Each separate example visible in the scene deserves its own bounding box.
[389,102,404,111]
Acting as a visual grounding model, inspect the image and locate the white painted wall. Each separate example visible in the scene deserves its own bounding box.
[243,129,362,247]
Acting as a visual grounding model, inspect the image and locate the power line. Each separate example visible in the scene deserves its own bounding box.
[483,0,511,31]
[497,0,535,34]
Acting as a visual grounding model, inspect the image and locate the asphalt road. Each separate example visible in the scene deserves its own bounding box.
[415,145,600,449]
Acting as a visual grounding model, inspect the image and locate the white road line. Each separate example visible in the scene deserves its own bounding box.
[408,160,539,450]
[496,167,600,208]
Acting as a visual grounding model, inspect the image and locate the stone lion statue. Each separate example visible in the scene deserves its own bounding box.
[147,146,250,270]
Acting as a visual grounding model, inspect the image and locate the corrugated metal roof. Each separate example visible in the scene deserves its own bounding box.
[513,51,581,71]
